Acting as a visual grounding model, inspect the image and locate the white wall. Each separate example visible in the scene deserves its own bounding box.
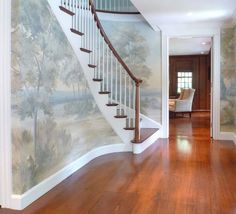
[0,0,12,208]
[161,25,221,140]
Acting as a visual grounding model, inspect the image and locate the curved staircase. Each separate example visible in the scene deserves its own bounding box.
[47,0,161,154]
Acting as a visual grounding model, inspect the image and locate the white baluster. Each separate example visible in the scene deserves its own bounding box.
[128,77,131,126]
[74,0,76,30]
[106,45,109,92]
[79,0,82,32]
[84,0,87,48]
[110,51,113,103]
[115,59,118,104]
[102,38,105,91]
[84,2,88,49]
[133,81,135,127]
[93,13,95,66]
[89,6,91,63]
[100,0,102,10]
[76,0,79,31]
[124,72,127,115]
[70,0,73,28]
[87,3,90,45]
[119,64,122,115]
[105,0,107,11]
[97,27,100,79]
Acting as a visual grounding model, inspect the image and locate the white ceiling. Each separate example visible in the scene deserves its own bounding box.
[131,0,236,30]
[169,37,212,56]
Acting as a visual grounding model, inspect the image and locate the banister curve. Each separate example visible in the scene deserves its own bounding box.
[89,0,142,84]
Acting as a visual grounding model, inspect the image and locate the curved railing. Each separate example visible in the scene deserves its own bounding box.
[94,0,139,14]
[60,0,142,142]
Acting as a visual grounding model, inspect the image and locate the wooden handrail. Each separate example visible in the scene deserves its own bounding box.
[95,9,140,15]
[89,0,142,85]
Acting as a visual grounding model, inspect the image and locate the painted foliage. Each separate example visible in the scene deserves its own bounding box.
[220,27,236,133]
[101,20,162,123]
[11,0,122,194]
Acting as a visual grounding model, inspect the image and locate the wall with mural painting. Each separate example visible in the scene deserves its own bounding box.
[100,19,162,123]
[11,0,123,195]
[220,26,236,134]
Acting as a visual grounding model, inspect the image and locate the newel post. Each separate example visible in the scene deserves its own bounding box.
[134,81,141,143]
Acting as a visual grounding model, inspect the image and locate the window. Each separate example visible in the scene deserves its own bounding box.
[177,71,192,93]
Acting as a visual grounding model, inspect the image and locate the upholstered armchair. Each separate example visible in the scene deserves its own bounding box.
[169,88,195,118]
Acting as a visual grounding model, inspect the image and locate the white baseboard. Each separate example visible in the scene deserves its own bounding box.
[132,129,161,154]
[218,132,236,145]
[10,143,132,210]
[233,134,236,145]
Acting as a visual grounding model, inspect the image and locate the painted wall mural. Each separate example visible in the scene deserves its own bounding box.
[101,20,162,123]
[220,27,236,133]
[11,0,122,194]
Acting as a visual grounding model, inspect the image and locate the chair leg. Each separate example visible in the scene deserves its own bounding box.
[189,112,192,118]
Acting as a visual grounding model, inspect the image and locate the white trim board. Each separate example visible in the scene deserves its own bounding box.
[218,132,236,145]
[161,25,221,140]
[10,134,163,210]
[97,11,144,22]
[233,133,236,145]
[0,0,12,208]
[133,129,161,154]
[10,144,132,210]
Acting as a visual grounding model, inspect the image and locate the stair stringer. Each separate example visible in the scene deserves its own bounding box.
[48,0,135,147]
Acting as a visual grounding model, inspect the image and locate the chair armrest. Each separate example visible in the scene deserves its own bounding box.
[175,100,192,112]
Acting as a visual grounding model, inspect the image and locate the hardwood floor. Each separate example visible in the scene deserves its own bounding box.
[1,112,236,214]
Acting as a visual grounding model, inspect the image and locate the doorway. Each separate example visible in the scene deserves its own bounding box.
[168,37,212,137]
[161,28,221,139]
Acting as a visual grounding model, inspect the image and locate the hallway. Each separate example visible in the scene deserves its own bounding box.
[2,113,236,214]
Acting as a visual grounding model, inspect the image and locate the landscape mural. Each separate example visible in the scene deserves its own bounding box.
[101,20,162,123]
[220,27,236,134]
[11,0,122,194]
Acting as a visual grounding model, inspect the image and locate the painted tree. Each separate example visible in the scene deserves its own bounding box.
[104,23,152,86]
[11,0,80,162]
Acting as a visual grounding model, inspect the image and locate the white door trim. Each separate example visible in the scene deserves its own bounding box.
[161,25,221,139]
[0,0,12,208]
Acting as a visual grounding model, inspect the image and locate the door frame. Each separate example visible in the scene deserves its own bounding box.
[161,26,221,139]
[0,0,12,208]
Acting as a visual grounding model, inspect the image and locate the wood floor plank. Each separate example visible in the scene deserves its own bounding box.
[1,112,236,214]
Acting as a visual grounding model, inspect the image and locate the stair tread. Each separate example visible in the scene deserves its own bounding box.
[88,64,97,68]
[114,115,127,118]
[70,28,84,36]
[124,127,135,130]
[132,128,159,144]
[93,78,103,82]
[99,91,110,94]
[106,103,118,106]
[80,48,92,53]
[59,6,75,16]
